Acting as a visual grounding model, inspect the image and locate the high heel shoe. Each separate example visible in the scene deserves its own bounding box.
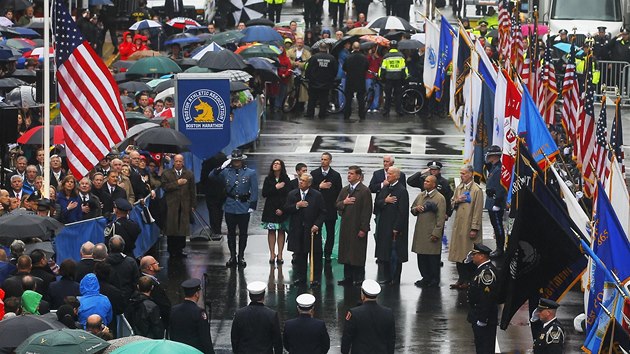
[276,258,284,265]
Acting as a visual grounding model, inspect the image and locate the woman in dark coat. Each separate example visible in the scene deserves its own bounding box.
[261,159,291,264]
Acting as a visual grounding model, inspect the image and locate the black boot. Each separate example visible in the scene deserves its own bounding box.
[237,256,247,268]
[226,256,237,268]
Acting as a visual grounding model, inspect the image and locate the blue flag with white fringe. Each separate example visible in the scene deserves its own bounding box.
[434,16,455,101]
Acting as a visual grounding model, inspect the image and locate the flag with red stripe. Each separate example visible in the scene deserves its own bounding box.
[501,72,522,189]
[561,45,579,147]
[510,14,525,74]
[498,0,511,62]
[536,43,557,125]
[594,97,610,182]
[576,82,596,197]
[54,1,127,178]
[610,96,625,173]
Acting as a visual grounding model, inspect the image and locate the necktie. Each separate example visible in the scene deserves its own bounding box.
[110,186,114,194]
[176,170,181,178]
[83,195,88,202]
[301,191,306,201]
[349,186,354,194]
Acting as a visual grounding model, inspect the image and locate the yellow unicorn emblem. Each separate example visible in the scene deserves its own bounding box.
[193,98,215,122]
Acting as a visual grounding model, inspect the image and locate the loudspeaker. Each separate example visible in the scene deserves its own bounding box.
[36,70,58,103]
[0,108,19,143]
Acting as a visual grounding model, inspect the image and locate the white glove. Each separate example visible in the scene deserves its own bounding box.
[563,147,571,155]
[248,208,254,213]
[576,191,584,200]
[221,159,232,169]
[492,206,501,212]
[476,321,487,327]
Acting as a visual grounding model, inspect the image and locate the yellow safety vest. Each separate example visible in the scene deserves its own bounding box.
[265,0,284,4]
[576,59,601,84]
[378,49,408,79]
[329,0,346,4]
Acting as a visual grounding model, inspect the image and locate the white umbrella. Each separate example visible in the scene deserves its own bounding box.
[230,0,266,24]
[367,16,417,32]
[221,69,253,82]
[155,87,174,101]
[129,19,162,31]
[6,85,36,108]
[192,42,224,60]
[0,16,13,27]
[410,33,425,44]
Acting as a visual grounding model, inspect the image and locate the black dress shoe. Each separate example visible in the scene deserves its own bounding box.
[337,279,352,286]
[310,281,320,288]
[237,258,247,268]
[226,257,237,268]
[414,279,427,288]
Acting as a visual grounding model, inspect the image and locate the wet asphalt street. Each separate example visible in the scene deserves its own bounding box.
[151,1,630,352]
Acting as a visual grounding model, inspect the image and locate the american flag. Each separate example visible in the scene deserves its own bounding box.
[561,45,579,146]
[54,2,127,178]
[594,98,610,182]
[577,82,596,197]
[536,43,557,125]
[610,96,625,173]
[510,14,525,74]
[498,0,511,60]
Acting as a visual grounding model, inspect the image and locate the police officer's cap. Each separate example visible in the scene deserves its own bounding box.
[37,198,51,210]
[471,243,492,255]
[622,28,630,34]
[597,26,607,32]
[478,20,488,26]
[559,29,568,35]
[537,298,560,310]
[114,198,132,211]
[230,149,248,161]
[427,161,443,170]
[26,190,41,202]
[296,293,316,310]
[361,279,381,297]
[181,278,202,294]
[389,40,398,48]
[247,281,266,295]
[486,145,502,157]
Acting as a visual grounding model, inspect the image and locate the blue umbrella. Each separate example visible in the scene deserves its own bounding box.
[11,27,39,38]
[552,42,584,56]
[164,33,202,46]
[129,19,162,31]
[240,25,283,44]
[245,57,276,72]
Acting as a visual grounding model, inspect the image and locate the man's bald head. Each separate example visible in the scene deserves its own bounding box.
[352,41,360,51]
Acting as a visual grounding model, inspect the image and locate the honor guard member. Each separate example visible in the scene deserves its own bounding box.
[283,293,330,354]
[379,40,408,117]
[231,281,283,354]
[593,26,610,60]
[341,280,395,354]
[466,244,498,354]
[531,299,564,354]
[104,198,141,256]
[408,161,453,216]
[212,149,258,268]
[169,279,215,354]
[484,146,506,258]
[607,28,630,63]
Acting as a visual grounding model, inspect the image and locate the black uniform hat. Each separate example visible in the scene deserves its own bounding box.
[37,198,51,211]
[537,298,560,310]
[114,198,132,211]
[471,243,492,255]
[559,29,568,35]
[427,161,443,170]
[26,190,41,202]
[486,145,502,157]
[230,149,248,161]
[478,20,488,26]
[181,278,202,296]
[597,26,607,32]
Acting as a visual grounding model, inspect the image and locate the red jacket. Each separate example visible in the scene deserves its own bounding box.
[277,52,292,84]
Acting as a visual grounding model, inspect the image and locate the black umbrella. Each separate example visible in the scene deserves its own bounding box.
[198,50,247,70]
[118,81,152,93]
[246,17,275,27]
[398,39,423,50]
[360,41,376,50]
[135,127,192,153]
[0,0,32,11]
[175,58,198,68]
[0,315,66,349]
[332,35,359,55]
[0,77,27,89]
[113,72,128,82]
[154,79,174,93]
[112,60,135,70]
[230,81,249,92]
[0,210,64,240]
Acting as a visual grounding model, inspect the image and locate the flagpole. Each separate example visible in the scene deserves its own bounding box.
[42,0,51,199]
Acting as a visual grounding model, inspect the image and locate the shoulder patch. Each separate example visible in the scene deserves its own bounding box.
[345,311,352,321]
[545,325,564,344]
[481,268,496,286]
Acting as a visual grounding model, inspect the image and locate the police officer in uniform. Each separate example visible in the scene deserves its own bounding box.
[169,279,215,354]
[231,281,283,354]
[607,27,630,63]
[341,279,395,354]
[466,244,498,354]
[484,146,506,258]
[304,43,339,119]
[283,293,330,353]
[104,198,141,256]
[379,40,408,117]
[408,161,453,217]
[212,150,258,268]
[593,26,610,60]
[531,298,565,354]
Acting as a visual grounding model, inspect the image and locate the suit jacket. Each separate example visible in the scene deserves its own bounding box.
[283,314,330,354]
[79,193,102,220]
[129,168,150,200]
[288,178,299,191]
[341,301,395,354]
[50,170,66,190]
[164,0,185,17]
[310,167,342,221]
[76,258,95,283]
[101,184,127,214]
[368,169,407,195]
[231,302,282,354]
[8,189,24,200]
[283,188,326,254]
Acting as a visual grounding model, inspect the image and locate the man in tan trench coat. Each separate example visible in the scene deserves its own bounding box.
[448,165,483,290]
[410,175,446,288]
[161,154,196,258]
[336,166,373,286]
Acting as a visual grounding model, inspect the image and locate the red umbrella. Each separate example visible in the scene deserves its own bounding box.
[274,27,295,41]
[17,125,65,145]
[22,46,55,59]
[166,17,202,30]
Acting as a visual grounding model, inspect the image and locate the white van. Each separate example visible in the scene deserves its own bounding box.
[147,0,216,23]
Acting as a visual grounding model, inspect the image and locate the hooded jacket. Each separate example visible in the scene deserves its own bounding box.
[119,31,135,60]
[21,290,41,315]
[125,292,164,339]
[78,273,113,328]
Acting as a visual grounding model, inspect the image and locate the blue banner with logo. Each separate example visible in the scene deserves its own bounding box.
[176,74,232,165]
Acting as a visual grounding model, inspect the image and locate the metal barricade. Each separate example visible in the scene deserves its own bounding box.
[596,60,630,102]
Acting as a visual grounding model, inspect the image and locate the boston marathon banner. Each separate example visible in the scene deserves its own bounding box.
[176,73,231,161]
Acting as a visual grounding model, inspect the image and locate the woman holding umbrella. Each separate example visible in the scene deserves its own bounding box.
[57,175,82,224]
